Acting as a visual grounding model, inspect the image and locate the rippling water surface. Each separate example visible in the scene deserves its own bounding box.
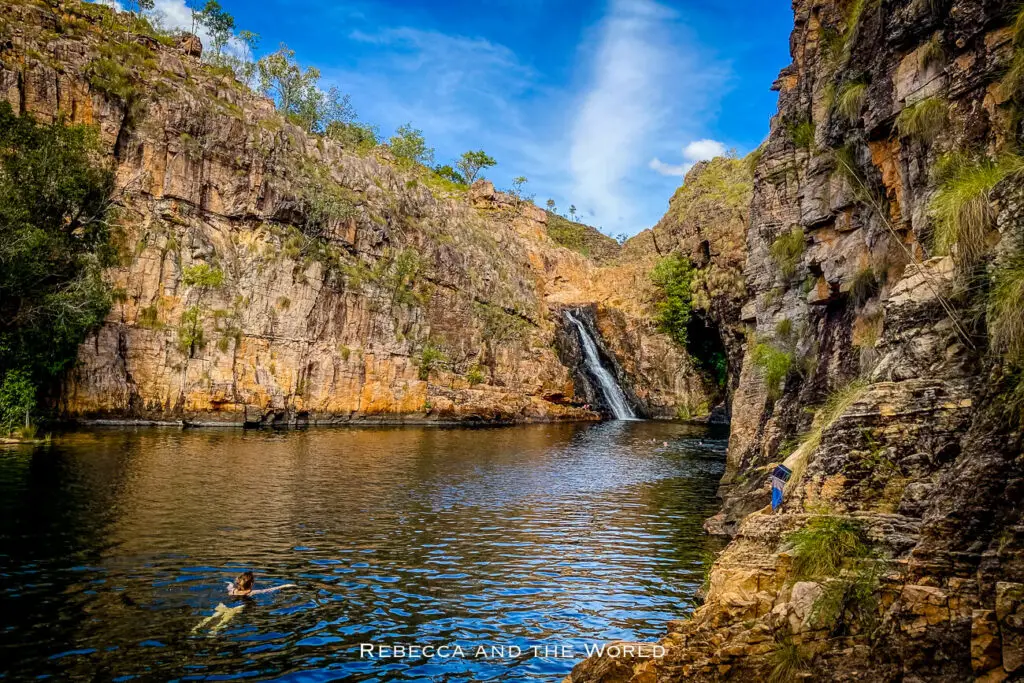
[0,421,725,681]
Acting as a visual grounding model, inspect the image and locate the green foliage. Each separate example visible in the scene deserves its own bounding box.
[325,121,379,153]
[775,318,793,341]
[651,255,695,347]
[0,104,116,432]
[417,343,447,381]
[788,516,870,580]
[930,153,1024,271]
[456,150,496,185]
[466,365,486,386]
[768,638,810,683]
[257,44,354,134]
[850,267,879,307]
[770,227,806,280]
[433,164,466,186]
[473,302,531,343]
[177,306,204,356]
[811,562,882,634]
[297,162,357,239]
[786,118,816,150]
[86,41,155,107]
[197,0,234,57]
[746,145,765,175]
[390,123,434,166]
[990,245,1024,366]
[377,249,423,306]
[138,304,162,329]
[836,80,868,124]
[0,369,35,434]
[895,97,947,142]
[752,343,793,401]
[182,263,225,289]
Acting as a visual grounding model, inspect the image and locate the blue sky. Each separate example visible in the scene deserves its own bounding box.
[135,0,794,236]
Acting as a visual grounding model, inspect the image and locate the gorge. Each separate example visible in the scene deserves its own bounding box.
[2,0,1024,681]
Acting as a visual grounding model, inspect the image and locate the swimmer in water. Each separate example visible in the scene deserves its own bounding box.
[227,571,296,597]
[194,572,297,636]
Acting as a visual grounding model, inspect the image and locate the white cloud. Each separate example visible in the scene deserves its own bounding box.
[120,0,254,61]
[684,139,727,161]
[649,138,728,177]
[566,0,729,234]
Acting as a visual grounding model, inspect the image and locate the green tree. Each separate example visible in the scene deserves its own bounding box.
[569,204,577,220]
[456,150,496,185]
[257,43,321,119]
[545,198,556,211]
[198,0,235,58]
[434,164,466,185]
[0,103,116,433]
[650,254,694,347]
[389,123,434,165]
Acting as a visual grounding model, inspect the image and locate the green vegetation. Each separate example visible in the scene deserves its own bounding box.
[770,227,806,280]
[788,516,870,580]
[775,318,794,340]
[1001,4,1024,102]
[257,44,355,134]
[177,264,225,357]
[811,562,882,634]
[390,124,435,166]
[456,150,496,186]
[836,80,868,124]
[752,343,793,401]
[895,97,947,142]
[466,365,486,386]
[930,152,1024,271]
[0,104,116,434]
[546,213,620,260]
[417,343,447,381]
[850,267,879,307]
[918,33,945,70]
[651,255,695,347]
[768,638,810,683]
[786,118,816,150]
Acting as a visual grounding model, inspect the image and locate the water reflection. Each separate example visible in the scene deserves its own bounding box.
[0,421,725,681]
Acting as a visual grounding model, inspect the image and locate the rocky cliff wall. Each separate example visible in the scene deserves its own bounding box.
[570,0,1024,680]
[0,0,711,425]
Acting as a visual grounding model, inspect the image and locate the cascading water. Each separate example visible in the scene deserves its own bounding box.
[564,310,638,421]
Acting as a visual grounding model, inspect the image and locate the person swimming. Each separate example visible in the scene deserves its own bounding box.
[194,572,297,636]
[226,571,297,597]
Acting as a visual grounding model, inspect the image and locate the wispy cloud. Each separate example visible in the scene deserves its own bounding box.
[649,138,727,177]
[566,0,729,232]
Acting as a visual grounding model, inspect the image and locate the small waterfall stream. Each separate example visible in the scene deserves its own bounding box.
[564,310,638,420]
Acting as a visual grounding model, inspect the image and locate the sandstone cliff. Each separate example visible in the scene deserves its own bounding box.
[0,0,712,425]
[570,0,1024,680]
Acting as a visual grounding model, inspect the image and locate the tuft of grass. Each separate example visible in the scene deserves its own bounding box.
[466,365,486,386]
[752,343,793,401]
[895,97,947,142]
[768,638,810,683]
[836,81,868,124]
[770,227,806,280]
[775,318,794,341]
[746,145,766,175]
[991,246,1024,364]
[850,267,880,307]
[788,516,870,580]
[930,153,1024,271]
[786,118,816,150]
[918,33,945,70]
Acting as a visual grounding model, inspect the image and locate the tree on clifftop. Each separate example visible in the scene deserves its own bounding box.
[456,150,496,185]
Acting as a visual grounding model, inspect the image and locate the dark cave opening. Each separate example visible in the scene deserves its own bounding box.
[686,312,729,393]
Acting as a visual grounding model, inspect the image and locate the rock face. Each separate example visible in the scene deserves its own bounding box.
[569,0,1024,681]
[0,0,711,425]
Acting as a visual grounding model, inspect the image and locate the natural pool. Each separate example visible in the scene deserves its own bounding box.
[0,420,725,681]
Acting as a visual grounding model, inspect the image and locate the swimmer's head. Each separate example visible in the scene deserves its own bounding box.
[233,571,254,594]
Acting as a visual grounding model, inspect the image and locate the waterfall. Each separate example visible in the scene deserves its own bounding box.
[564,310,638,421]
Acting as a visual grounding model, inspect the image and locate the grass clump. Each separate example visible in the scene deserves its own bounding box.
[466,365,486,386]
[788,516,870,579]
[770,227,806,280]
[836,80,868,124]
[786,118,816,150]
[752,343,793,401]
[918,33,945,70]
[850,267,880,307]
[768,638,810,683]
[930,153,1024,271]
[895,97,947,142]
